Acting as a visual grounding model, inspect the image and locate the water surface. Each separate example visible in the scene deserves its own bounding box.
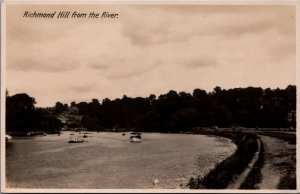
[6,131,236,189]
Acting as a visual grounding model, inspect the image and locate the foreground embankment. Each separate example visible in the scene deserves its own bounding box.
[188,129,261,189]
[255,133,296,189]
[188,128,296,190]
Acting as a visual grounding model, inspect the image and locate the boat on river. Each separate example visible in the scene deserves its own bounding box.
[68,133,84,143]
[68,139,84,143]
[130,132,142,143]
[26,131,46,136]
[5,135,12,142]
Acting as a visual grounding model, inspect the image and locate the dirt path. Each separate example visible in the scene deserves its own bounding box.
[257,135,296,189]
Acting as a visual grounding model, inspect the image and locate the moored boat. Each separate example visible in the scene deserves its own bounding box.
[130,132,142,143]
[68,139,84,143]
[5,135,12,142]
[68,133,84,143]
[26,130,46,136]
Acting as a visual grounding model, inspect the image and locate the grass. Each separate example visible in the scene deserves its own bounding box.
[239,138,264,189]
[277,150,296,189]
[188,129,259,189]
[278,174,296,189]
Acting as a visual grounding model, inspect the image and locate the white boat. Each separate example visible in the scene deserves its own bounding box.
[68,139,84,143]
[130,132,142,143]
[5,135,12,142]
[130,137,142,143]
[68,133,84,143]
[26,131,46,136]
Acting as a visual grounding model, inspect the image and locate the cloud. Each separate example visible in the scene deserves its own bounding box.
[184,57,218,68]
[89,63,110,70]
[105,58,162,80]
[5,4,296,107]
[9,56,79,73]
[121,5,294,46]
[106,63,159,79]
[71,82,96,93]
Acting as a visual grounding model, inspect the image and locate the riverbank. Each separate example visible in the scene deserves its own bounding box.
[188,128,297,190]
[188,128,260,189]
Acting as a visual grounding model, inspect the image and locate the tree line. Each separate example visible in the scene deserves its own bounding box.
[6,85,296,134]
[60,85,296,132]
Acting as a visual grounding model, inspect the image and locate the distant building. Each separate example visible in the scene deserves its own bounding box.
[56,107,82,129]
[287,110,296,127]
[57,115,68,124]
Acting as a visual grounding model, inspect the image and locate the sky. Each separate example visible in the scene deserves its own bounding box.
[6,4,296,107]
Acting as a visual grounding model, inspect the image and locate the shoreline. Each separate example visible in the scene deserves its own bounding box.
[188,128,261,189]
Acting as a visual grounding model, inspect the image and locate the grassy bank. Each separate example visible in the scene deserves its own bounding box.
[188,129,259,189]
[278,172,296,189]
[239,138,264,189]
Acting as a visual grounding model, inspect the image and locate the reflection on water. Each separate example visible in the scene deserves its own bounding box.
[6,132,236,189]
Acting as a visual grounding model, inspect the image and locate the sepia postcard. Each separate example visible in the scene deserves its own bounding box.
[1,0,299,193]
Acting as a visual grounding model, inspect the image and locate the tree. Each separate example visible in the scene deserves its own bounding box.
[193,89,206,99]
[213,86,222,94]
[165,107,198,132]
[7,85,294,133]
[148,94,156,105]
[54,102,65,114]
[6,92,63,134]
[71,101,76,107]
[6,93,36,133]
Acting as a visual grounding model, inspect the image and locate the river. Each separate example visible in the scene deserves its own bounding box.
[6,131,236,189]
